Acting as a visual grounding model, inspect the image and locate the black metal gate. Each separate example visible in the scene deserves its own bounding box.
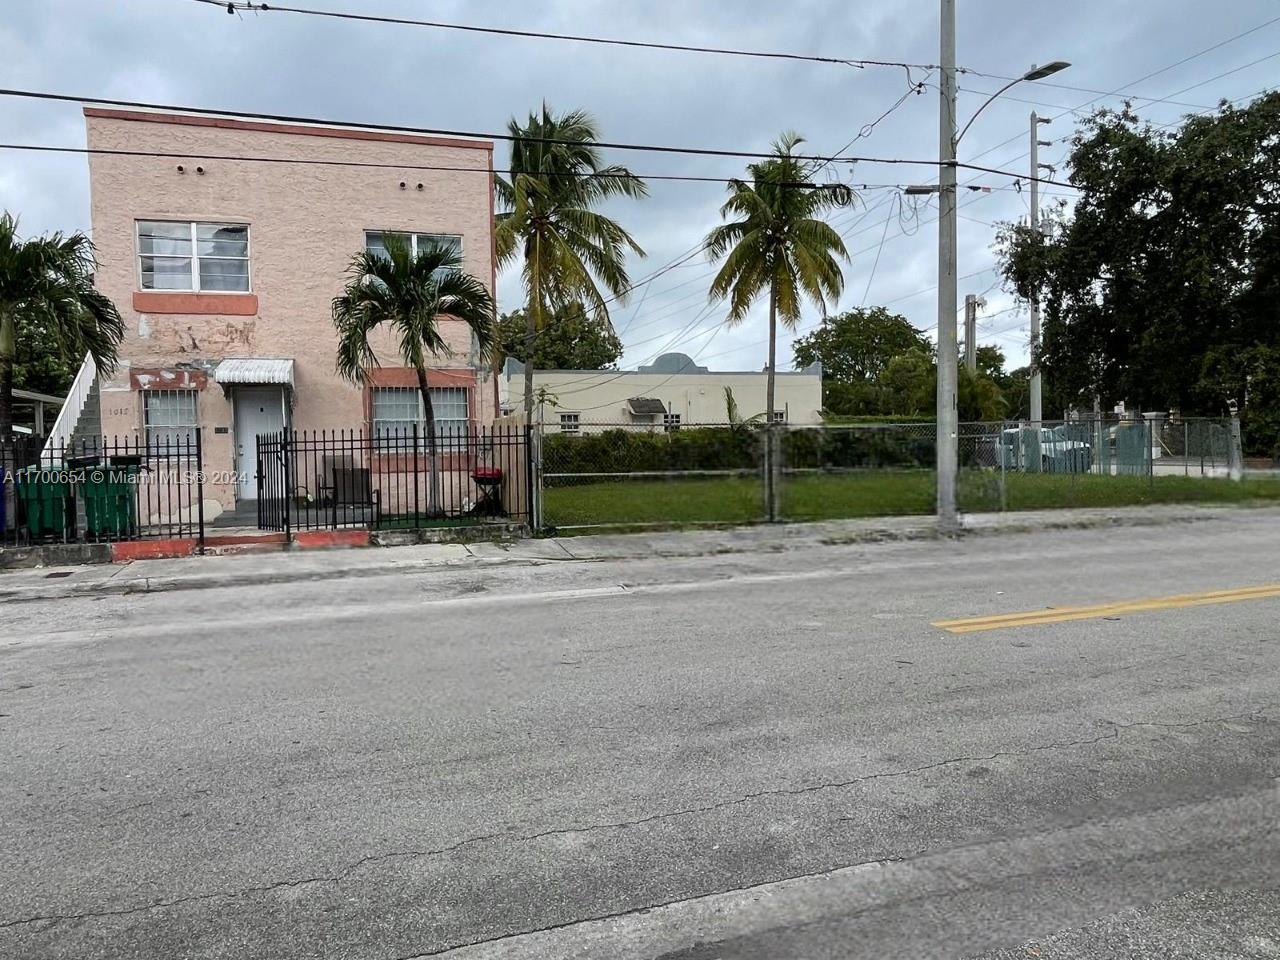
[255,426,533,533]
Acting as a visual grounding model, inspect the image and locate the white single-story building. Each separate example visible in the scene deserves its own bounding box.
[501,352,824,432]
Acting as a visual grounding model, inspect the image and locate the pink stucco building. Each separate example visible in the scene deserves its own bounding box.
[76,106,498,517]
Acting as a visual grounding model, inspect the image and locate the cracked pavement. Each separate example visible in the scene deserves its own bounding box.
[3,515,1280,958]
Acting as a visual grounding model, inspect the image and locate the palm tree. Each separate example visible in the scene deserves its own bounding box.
[704,133,854,424]
[495,104,648,422]
[332,236,495,513]
[0,212,123,437]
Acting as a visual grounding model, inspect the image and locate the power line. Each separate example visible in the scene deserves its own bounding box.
[815,73,932,175]
[858,195,897,306]
[0,87,1076,187]
[196,0,939,71]
[957,85,1214,114]
[528,195,893,351]
[660,24,1280,372]
[1154,48,1280,102]
[954,15,1280,176]
[0,141,921,192]
[605,194,897,354]
[515,169,893,358]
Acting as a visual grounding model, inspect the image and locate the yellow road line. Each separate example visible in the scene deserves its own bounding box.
[932,583,1280,634]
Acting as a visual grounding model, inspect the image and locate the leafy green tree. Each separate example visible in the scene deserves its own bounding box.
[793,307,931,381]
[498,302,622,370]
[0,212,123,435]
[975,345,1007,384]
[704,132,854,423]
[495,105,648,420]
[332,236,495,510]
[12,312,77,398]
[792,306,931,415]
[873,349,1006,421]
[876,350,935,416]
[958,367,1007,422]
[997,92,1280,445]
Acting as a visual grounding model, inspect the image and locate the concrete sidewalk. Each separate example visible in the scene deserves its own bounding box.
[1,503,1272,603]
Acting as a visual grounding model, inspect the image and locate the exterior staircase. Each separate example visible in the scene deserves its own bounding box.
[67,378,104,458]
[41,353,100,463]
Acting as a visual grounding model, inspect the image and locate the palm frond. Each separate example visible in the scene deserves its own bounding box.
[0,212,124,385]
[331,236,494,384]
[496,106,649,355]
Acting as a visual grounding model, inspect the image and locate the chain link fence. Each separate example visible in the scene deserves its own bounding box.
[536,417,1245,532]
[540,422,765,530]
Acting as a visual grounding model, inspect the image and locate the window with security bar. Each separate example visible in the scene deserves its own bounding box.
[371,386,470,449]
[144,390,199,450]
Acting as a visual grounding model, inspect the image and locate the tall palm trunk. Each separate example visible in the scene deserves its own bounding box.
[415,366,442,514]
[523,234,541,425]
[0,313,13,439]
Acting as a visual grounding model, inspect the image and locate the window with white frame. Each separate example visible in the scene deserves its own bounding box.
[371,386,470,448]
[664,412,682,432]
[137,221,250,291]
[770,411,787,424]
[143,390,199,449]
[559,412,581,435]
[365,231,463,277]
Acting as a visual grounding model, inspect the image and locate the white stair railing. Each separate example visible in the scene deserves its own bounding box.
[41,352,97,463]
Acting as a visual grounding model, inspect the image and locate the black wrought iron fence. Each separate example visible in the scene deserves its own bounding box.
[1,433,205,547]
[256,425,533,534]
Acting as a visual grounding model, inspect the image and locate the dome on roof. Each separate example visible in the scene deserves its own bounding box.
[638,352,709,375]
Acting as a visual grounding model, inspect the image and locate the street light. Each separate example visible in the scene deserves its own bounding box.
[955,62,1071,146]
[934,0,1069,535]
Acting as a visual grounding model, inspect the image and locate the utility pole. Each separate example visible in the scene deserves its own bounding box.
[935,0,959,532]
[923,36,1066,529]
[1029,111,1052,423]
[963,294,978,374]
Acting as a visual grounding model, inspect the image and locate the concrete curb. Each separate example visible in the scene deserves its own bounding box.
[2,504,1261,603]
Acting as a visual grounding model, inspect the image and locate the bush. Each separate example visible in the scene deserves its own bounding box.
[542,427,760,474]
[542,425,946,476]
[783,427,936,470]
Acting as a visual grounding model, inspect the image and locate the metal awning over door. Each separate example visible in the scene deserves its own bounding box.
[214,358,295,387]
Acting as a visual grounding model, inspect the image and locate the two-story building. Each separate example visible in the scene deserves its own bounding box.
[58,106,498,519]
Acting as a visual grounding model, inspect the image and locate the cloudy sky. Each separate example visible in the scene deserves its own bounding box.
[2,0,1278,374]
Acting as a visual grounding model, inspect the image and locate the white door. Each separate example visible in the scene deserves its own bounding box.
[233,387,286,501]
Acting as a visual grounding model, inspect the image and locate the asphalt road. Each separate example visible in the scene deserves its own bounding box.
[2,516,1279,959]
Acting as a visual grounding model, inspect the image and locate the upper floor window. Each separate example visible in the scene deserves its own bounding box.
[137,221,250,292]
[365,231,462,277]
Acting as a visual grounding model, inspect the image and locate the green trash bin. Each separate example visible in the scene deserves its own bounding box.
[15,467,73,541]
[77,461,140,540]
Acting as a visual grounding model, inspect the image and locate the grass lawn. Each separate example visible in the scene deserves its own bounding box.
[543,471,1280,530]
